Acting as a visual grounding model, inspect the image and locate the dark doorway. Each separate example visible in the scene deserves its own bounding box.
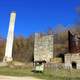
[58,53,64,63]
[72,62,77,69]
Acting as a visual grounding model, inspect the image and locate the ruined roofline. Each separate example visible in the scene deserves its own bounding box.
[68,30,80,38]
[34,32,54,38]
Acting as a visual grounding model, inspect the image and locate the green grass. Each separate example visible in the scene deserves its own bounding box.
[0,67,80,80]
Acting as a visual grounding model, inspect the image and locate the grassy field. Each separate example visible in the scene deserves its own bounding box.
[0,66,80,80]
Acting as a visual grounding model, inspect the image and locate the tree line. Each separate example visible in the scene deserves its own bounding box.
[0,25,80,62]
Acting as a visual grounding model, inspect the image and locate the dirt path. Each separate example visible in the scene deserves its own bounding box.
[0,76,44,80]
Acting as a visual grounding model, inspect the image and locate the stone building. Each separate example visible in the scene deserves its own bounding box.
[34,33,54,62]
[65,31,80,69]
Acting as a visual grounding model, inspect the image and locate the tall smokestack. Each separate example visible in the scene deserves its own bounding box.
[3,12,16,62]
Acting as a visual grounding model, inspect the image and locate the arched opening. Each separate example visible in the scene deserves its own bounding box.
[72,62,77,69]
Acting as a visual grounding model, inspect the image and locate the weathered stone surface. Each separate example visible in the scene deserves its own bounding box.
[68,31,80,53]
[65,53,80,69]
[65,31,80,69]
[34,33,54,62]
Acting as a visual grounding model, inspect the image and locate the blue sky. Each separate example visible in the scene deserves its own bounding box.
[0,0,80,38]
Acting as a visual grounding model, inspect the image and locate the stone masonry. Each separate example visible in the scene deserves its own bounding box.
[65,53,80,69]
[34,33,54,62]
[65,31,80,69]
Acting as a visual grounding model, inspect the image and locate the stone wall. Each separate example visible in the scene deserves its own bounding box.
[34,33,54,62]
[65,31,80,69]
[68,31,80,53]
[65,53,80,69]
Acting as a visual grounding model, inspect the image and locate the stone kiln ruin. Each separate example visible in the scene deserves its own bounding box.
[34,33,54,62]
[65,31,80,69]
